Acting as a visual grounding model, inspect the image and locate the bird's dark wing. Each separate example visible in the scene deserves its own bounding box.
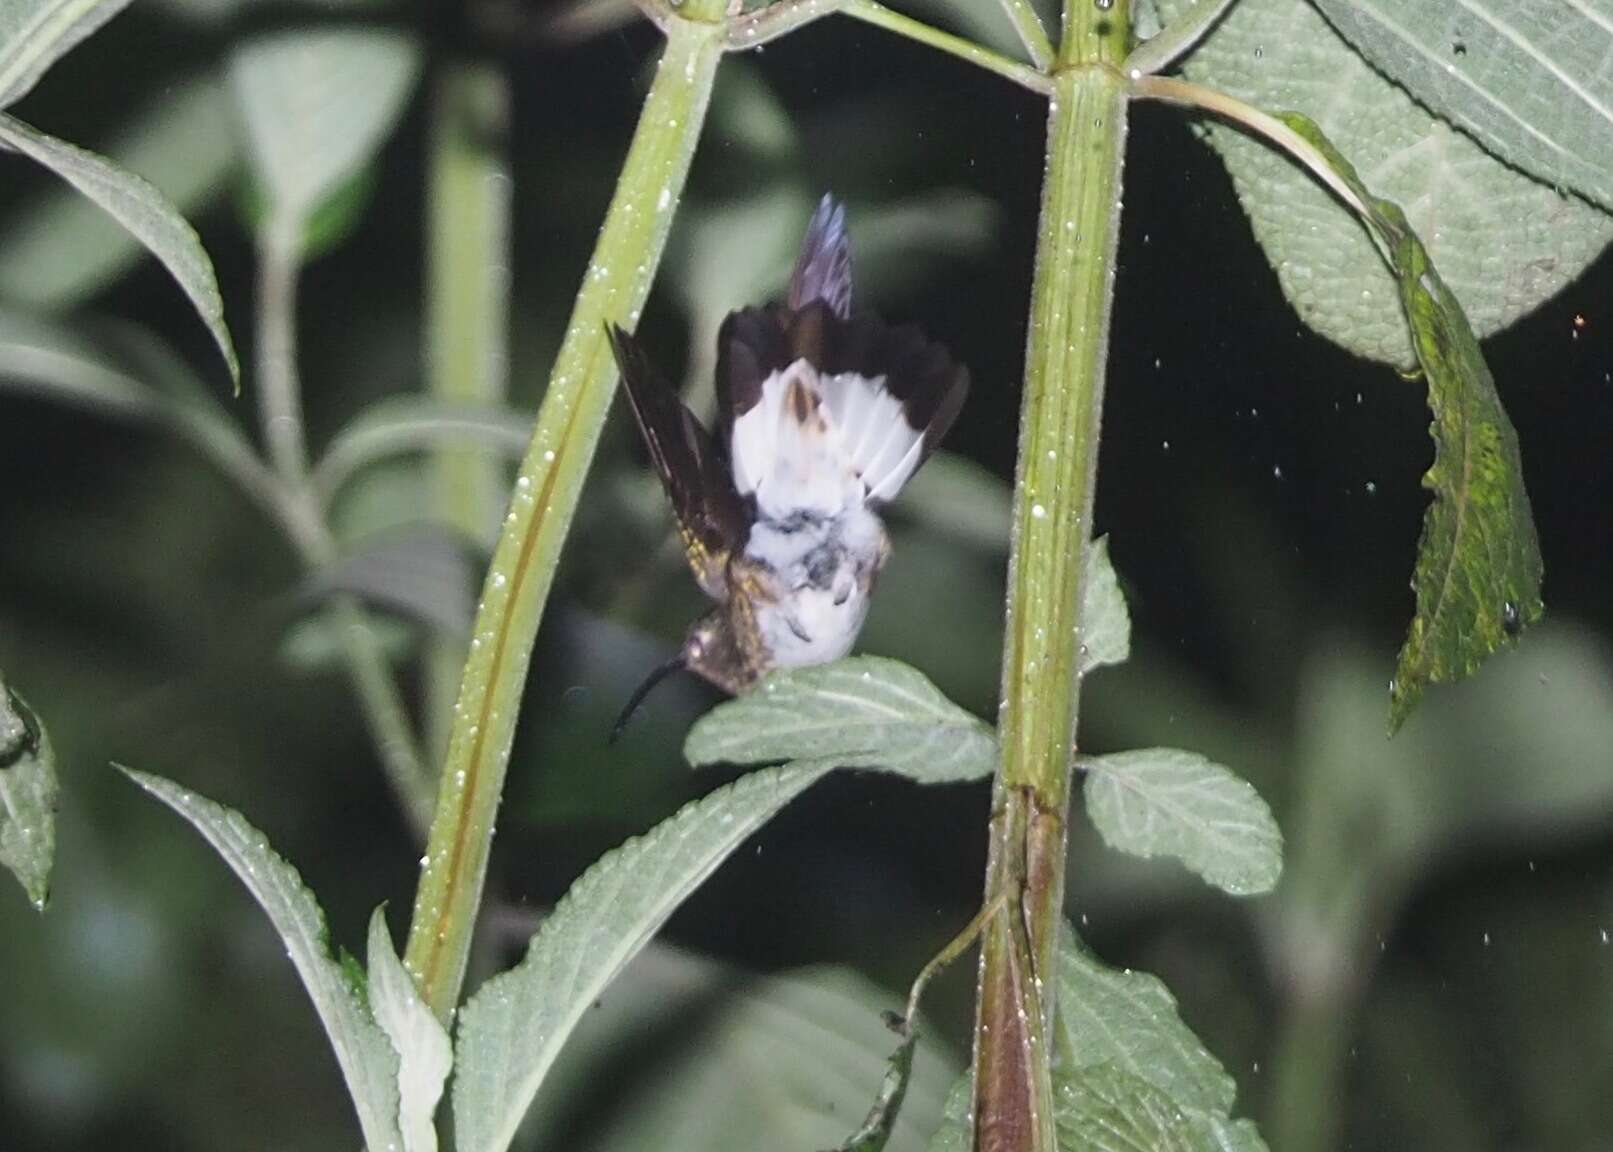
[607,325,748,599]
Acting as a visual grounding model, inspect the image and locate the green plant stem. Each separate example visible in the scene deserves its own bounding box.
[402,13,726,1023]
[255,219,435,836]
[256,218,311,484]
[727,0,1052,93]
[1266,982,1355,1152]
[972,3,1130,1149]
[424,62,513,761]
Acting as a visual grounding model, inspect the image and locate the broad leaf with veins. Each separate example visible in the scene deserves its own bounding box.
[1157,0,1613,367]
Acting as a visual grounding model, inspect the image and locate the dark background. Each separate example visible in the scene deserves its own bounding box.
[1,3,1610,1149]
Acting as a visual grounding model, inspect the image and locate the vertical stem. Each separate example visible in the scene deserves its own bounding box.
[424,63,513,760]
[972,2,1129,1149]
[255,220,434,835]
[1266,984,1354,1152]
[256,218,311,484]
[403,15,725,1022]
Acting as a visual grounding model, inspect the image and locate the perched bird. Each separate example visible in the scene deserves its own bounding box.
[607,194,969,736]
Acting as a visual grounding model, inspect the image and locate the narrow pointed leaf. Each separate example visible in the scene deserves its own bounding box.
[1158,0,1613,367]
[367,909,450,1152]
[0,676,56,908]
[1082,748,1282,895]
[304,526,477,639]
[229,30,419,225]
[1311,0,1613,213]
[1277,115,1544,728]
[0,0,131,108]
[122,768,402,1152]
[314,397,533,502]
[0,310,279,524]
[683,657,995,783]
[452,761,833,1152]
[0,113,238,383]
[0,74,237,309]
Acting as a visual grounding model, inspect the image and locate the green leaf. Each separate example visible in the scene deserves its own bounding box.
[1052,926,1268,1152]
[1053,1065,1265,1152]
[451,761,833,1152]
[1311,0,1613,213]
[306,526,476,639]
[228,29,420,227]
[530,955,960,1152]
[313,396,533,504]
[1276,115,1544,728]
[1053,928,1237,1114]
[0,73,237,309]
[121,768,402,1152]
[1082,748,1282,896]
[924,1079,970,1152]
[0,112,239,383]
[0,310,276,520]
[1079,536,1130,676]
[0,675,56,909]
[367,909,450,1152]
[1159,0,1613,367]
[0,0,131,108]
[926,925,1272,1151]
[683,656,996,784]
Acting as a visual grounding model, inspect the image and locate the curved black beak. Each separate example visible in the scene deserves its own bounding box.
[608,653,688,744]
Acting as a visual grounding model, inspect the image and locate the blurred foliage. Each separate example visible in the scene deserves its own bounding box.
[1,0,1611,1150]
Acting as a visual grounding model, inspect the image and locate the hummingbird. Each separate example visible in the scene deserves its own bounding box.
[607,194,970,736]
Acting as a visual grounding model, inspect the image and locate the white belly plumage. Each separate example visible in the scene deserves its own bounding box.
[730,355,924,670]
[743,510,884,668]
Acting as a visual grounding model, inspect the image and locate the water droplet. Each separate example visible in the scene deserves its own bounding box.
[562,685,591,710]
[1031,503,1047,520]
